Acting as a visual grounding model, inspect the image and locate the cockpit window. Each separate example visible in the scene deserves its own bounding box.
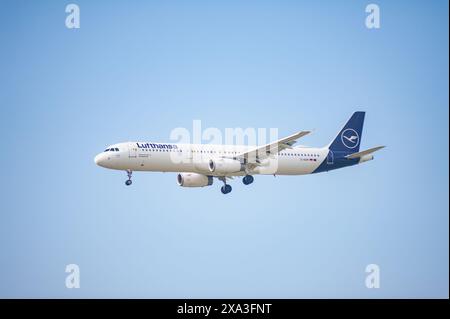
[104,149,110,152]
[115,148,119,151]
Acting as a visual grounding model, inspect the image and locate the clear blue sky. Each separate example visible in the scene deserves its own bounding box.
[0,0,448,298]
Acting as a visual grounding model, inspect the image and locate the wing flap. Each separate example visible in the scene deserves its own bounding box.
[237,130,311,163]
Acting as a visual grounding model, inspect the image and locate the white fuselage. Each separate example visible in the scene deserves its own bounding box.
[94,142,329,176]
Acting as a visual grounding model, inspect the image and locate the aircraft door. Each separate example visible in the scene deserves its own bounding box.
[327,150,334,165]
[128,143,137,158]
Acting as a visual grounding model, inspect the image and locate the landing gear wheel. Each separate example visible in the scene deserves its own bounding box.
[125,169,133,186]
[221,184,232,194]
[242,175,254,185]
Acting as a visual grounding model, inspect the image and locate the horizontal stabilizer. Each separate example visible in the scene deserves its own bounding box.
[345,146,385,159]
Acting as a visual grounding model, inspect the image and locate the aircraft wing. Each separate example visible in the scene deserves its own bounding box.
[235,130,311,164]
[345,146,385,159]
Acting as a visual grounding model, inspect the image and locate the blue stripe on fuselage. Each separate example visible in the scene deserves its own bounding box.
[313,150,359,174]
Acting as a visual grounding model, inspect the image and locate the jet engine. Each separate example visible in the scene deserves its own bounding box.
[208,158,244,175]
[177,173,213,187]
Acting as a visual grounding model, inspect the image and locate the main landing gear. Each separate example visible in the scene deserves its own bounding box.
[125,169,132,186]
[219,177,232,194]
[242,175,254,185]
[218,175,254,194]
[221,184,232,194]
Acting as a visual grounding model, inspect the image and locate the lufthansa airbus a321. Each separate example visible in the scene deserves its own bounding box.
[94,112,385,194]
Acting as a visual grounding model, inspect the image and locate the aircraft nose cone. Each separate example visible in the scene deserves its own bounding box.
[94,153,105,166]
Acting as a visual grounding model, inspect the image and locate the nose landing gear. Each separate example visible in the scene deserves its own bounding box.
[125,169,132,186]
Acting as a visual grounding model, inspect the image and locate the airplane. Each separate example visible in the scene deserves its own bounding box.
[94,111,385,194]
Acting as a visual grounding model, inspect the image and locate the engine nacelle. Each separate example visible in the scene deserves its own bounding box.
[193,160,210,173]
[208,158,244,174]
[359,154,374,163]
[177,173,213,187]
